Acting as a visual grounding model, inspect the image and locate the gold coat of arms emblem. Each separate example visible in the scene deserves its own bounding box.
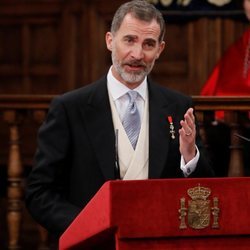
[179,184,220,230]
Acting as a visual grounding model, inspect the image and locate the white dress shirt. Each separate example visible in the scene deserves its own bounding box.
[107,68,147,123]
[107,67,199,177]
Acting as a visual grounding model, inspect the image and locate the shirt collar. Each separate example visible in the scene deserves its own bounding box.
[107,66,147,101]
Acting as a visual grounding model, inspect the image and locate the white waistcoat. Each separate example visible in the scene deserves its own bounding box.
[109,92,149,180]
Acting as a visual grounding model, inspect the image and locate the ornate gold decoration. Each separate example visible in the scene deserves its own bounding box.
[160,0,173,6]
[179,184,220,230]
[177,0,192,6]
[211,197,220,228]
[207,0,231,7]
[148,0,232,7]
[178,198,187,229]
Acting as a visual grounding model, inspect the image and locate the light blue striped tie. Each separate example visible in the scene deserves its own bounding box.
[122,91,141,149]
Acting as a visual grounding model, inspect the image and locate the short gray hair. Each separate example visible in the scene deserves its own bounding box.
[111,0,165,42]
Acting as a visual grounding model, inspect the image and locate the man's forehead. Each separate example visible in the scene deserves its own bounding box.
[117,14,161,39]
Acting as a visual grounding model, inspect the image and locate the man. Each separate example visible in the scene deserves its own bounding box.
[26,0,214,238]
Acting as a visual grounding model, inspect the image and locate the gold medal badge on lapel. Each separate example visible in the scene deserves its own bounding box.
[167,116,175,139]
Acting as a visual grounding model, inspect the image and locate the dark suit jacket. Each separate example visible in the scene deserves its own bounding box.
[26,75,214,236]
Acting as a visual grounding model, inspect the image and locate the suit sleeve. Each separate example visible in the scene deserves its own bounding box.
[25,96,81,236]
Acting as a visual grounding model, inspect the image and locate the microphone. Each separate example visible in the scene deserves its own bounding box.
[115,129,121,179]
[234,133,250,142]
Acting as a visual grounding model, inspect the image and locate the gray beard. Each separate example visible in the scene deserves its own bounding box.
[111,51,154,84]
[118,67,146,83]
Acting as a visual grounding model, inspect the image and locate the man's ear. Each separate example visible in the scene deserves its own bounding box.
[106,32,113,51]
[156,41,165,59]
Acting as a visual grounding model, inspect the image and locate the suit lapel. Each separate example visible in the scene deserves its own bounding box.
[78,77,179,180]
[80,77,116,180]
[148,81,178,178]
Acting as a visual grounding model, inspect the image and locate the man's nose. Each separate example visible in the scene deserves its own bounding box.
[130,45,144,60]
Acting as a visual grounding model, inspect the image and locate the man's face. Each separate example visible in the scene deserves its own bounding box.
[106,13,165,88]
[244,0,250,21]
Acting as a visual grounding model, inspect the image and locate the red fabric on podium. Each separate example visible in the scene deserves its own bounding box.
[60,178,250,250]
[117,237,250,250]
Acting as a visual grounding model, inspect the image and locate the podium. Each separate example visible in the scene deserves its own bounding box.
[59,178,250,250]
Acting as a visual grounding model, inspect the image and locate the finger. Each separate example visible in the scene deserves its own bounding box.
[180,120,193,136]
[184,108,194,121]
[179,127,193,138]
[184,108,195,128]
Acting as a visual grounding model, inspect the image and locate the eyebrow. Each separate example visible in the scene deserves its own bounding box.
[123,35,157,43]
[123,34,137,40]
[144,38,157,44]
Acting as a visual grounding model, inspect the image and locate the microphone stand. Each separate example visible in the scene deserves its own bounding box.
[115,129,121,180]
[234,133,250,142]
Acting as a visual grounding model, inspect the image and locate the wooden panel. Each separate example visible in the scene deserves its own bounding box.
[0,0,248,96]
[0,25,22,93]
[188,18,208,94]
[151,21,189,92]
[29,22,60,93]
[0,3,62,94]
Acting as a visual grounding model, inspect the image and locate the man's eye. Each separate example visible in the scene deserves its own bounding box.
[147,43,154,47]
[144,42,155,49]
[125,38,134,43]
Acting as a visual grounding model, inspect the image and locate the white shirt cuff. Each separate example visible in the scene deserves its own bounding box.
[180,145,200,177]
